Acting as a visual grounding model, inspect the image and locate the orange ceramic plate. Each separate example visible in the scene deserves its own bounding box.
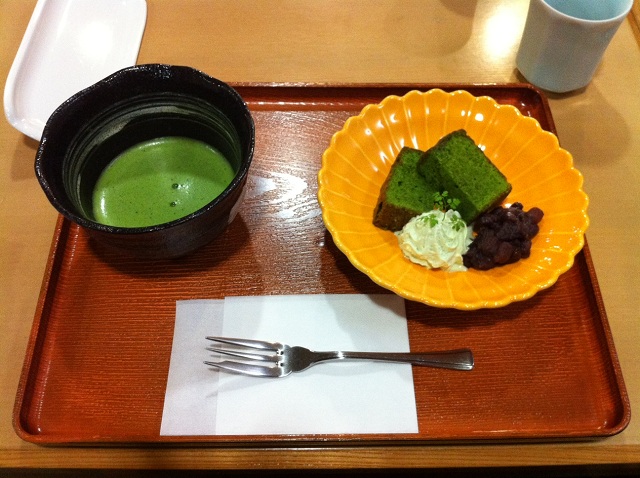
[318,89,589,310]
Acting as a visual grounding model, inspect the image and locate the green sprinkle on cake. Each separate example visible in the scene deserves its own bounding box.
[373,147,439,231]
[417,130,511,223]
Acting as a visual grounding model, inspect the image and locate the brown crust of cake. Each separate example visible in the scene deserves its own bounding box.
[373,200,421,232]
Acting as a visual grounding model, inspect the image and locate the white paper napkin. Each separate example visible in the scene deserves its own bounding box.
[161,294,418,436]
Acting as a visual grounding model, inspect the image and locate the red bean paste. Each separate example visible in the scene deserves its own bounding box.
[462,203,544,270]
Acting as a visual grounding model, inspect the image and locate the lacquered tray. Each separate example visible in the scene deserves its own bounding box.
[14,84,630,445]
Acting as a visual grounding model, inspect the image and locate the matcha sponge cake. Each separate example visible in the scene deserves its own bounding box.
[418,130,511,223]
[373,147,438,231]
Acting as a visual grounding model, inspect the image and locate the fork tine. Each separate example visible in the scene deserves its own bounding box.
[207,347,280,363]
[204,360,281,378]
[205,336,279,351]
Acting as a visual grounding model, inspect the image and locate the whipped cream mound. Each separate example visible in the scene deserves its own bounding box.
[395,210,473,272]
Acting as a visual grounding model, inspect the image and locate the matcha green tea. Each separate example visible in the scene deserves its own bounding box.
[92,137,235,227]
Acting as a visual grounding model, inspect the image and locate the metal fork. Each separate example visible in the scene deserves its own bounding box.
[204,336,474,377]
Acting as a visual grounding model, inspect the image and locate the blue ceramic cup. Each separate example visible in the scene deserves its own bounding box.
[516,0,633,93]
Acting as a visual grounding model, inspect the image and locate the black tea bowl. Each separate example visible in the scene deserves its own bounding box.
[35,64,255,259]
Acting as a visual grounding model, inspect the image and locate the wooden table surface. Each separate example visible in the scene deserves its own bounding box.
[1,0,639,474]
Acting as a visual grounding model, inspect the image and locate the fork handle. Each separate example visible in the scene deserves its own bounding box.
[323,349,474,371]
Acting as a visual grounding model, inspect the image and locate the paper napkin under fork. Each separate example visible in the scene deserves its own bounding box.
[161,294,418,436]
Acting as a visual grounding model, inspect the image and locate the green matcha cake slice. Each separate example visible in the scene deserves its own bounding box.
[417,130,511,223]
[373,147,439,231]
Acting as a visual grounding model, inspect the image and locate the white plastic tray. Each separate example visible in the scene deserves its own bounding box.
[3,0,147,141]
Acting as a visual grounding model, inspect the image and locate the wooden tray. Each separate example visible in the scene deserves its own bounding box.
[14,84,630,445]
